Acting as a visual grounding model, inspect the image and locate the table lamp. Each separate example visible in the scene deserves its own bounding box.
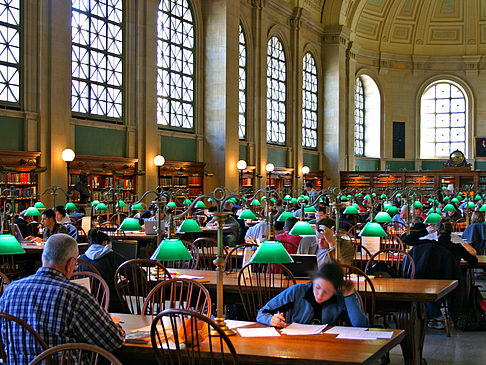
[250,199,261,206]
[277,210,294,222]
[289,221,315,236]
[239,209,257,220]
[24,207,41,217]
[91,200,100,207]
[359,222,387,237]
[249,240,293,264]
[116,200,126,208]
[195,201,206,209]
[118,217,142,231]
[131,203,143,211]
[34,202,46,209]
[343,205,359,215]
[177,218,202,233]
[0,234,26,255]
[375,211,392,223]
[151,238,192,261]
[65,202,77,211]
[386,206,399,216]
[424,212,441,225]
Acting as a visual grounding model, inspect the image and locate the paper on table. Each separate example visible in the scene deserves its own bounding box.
[336,333,377,340]
[366,331,394,339]
[71,277,91,291]
[280,322,328,335]
[324,326,367,335]
[237,327,281,337]
[325,326,393,340]
[224,320,256,330]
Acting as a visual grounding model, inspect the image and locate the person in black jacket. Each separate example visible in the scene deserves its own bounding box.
[78,229,128,312]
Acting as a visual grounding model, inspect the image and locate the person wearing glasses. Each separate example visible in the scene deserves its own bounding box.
[0,234,125,364]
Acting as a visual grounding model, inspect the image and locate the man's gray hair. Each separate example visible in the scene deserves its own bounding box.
[42,234,78,265]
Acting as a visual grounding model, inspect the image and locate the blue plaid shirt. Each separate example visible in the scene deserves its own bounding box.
[0,267,125,363]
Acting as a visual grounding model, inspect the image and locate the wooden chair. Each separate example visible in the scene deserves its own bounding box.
[150,309,238,365]
[340,264,376,327]
[0,255,25,280]
[26,221,42,237]
[193,237,219,271]
[348,223,364,239]
[0,271,10,296]
[349,242,372,272]
[383,221,407,236]
[238,263,296,321]
[109,213,127,225]
[142,278,212,318]
[380,235,404,250]
[75,258,102,276]
[70,271,110,310]
[160,242,199,270]
[114,259,171,314]
[29,343,122,365]
[453,218,467,232]
[99,222,123,237]
[224,243,256,273]
[0,312,50,365]
[339,220,355,232]
[365,248,416,279]
[278,240,299,254]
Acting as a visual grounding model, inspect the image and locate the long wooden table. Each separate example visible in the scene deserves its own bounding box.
[114,313,405,365]
[166,269,456,365]
[20,241,88,254]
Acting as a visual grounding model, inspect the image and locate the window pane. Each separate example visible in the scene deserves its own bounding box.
[157,0,194,129]
[302,52,318,149]
[238,24,246,139]
[354,77,364,156]
[0,0,20,105]
[266,36,286,145]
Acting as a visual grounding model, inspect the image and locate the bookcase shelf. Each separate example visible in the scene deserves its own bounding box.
[158,161,205,200]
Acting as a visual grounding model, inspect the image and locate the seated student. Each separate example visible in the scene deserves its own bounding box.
[206,201,240,246]
[275,217,301,253]
[309,206,335,227]
[462,211,486,251]
[14,210,33,238]
[55,205,71,225]
[245,221,267,244]
[446,203,462,221]
[78,229,127,312]
[256,263,369,327]
[69,207,86,221]
[26,208,69,242]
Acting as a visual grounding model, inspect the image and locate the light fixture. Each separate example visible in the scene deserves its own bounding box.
[284,195,291,201]
[443,204,456,212]
[480,204,486,212]
[249,240,293,264]
[304,206,316,213]
[153,155,166,167]
[343,205,359,215]
[183,198,192,206]
[95,203,107,211]
[277,211,294,222]
[290,198,298,204]
[61,149,75,162]
[118,217,142,231]
[289,221,315,236]
[177,218,202,233]
[116,200,126,208]
[34,202,46,209]
[265,163,275,172]
[424,212,442,225]
[64,202,77,211]
[250,199,261,206]
[375,211,392,223]
[239,209,257,220]
[359,222,387,237]
[236,160,247,170]
[167,201,177,209]
[427,208,441,215]
[413,200,423,208]
[24,207,41,217]
[302,166,310,175]
[151,238,192,261]
[0,234,26,255]
[466,201,476,209]
[195,200,206,209]
[386,206,399,216]
[91,200,100,207]
[131,203,144,211]
[229,197,238,204]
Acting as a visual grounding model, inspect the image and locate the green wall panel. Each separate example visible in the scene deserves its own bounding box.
[385,160,415,171]
[267,148,287,167]
[355,158,380,171]
[239,144,248,161]
[422,160,446,170]
[75,126,126,157]
[0,116,23,151]
[475,161,486,171]
[161,135,196,162]
[303,153,319,170]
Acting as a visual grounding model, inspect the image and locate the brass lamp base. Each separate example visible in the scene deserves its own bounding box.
[211,317,237,336]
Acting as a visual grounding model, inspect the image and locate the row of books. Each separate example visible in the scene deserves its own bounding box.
[0,172,34,184]
[0,186,36,197]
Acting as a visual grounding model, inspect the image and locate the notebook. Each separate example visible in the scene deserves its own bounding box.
[143,221,158,235]
[283,254,318,279]
[11,224,24,242]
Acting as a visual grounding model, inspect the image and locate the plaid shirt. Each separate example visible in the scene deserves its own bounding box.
[0,267,125,364]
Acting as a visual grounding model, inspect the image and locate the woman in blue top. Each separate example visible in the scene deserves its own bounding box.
[256,263,369,328]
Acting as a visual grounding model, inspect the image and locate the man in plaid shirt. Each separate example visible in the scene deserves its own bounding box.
[0,233,125,363]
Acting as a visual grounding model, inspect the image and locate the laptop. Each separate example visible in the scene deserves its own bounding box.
[283,254,318,279]
[11,224,24,243]
[143,221,158,235]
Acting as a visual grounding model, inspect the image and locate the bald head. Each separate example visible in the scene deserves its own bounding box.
[42,234,78,267]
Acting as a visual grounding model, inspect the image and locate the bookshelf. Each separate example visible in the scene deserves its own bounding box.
[267,167,294,195]
[304,170,324,191]
[158,161,205,199]
[240,166,256,197]
[0,150,42,213]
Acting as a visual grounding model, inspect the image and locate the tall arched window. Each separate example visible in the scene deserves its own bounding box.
[0,0,21,105]
[157,0,195,130]
[266,36,286,145]
[71,0,124,122]
[354,75,381,158]
[238,24,246,140]
[302,52,318,149]
[420,80,467,158]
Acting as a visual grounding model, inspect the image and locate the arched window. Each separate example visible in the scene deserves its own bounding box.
[157,0,195,130]
[302,52,318,149]
[420,80,467,158]
[354,75,381,158]
[266,36,286,145]
[0,0,20,105]
[71,0,124,122]
[238,24,246,140]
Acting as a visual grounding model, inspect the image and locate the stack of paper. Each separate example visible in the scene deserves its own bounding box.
[224,320,255,330]
[281,323,328,335]
[237,327,281,337]
[324,326,393,340]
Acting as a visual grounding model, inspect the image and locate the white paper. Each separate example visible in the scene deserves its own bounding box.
[323,326,368,335]
[366,331,394,339]
[336,333,377,340]
[224,320,256,330]
[281,323,328,335]
[324,326,393,340]
[237,327,281,337]
[71,277,91,291]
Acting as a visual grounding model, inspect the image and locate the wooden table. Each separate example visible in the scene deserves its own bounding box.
[20,241,88,254]
[114,313,405,365]
[166,269,456,365]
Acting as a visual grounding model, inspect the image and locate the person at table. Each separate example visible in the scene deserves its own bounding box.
[446,203,462,221]
[206,201,240,246]
[69,206,86,221]
[460,211,486,251]
[256,263,369,327]
[275,217,301,253]
[26,208,69,242]
[0,234,125,363]
[78,229,126,312]
[245,220,267,244]
[55,205,71,224]
[304,182,318,205]
[309,206,334,226]
[14,209,34,238]
[414,206,427,221]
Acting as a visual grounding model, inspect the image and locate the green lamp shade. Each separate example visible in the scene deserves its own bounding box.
[396,193,402,198]
[183,199,192,206]
[65,202,77,211]
[239,209,257,220]
[178,218,202,233]
[0,234,25,255]
[270,198,276,203]
[289,221,315,236]
[195,201,206,209]
[229,197,238,204]
[364,194,371,200]
[284,195,292,201]
[34,202,46,209]
[24,207,41,216]
[304,196,310,201]
[95,203,107,211]
[208,198,214,202]
[375,211,392,223]
[261,196,266,201]
[250,199,261,206]
[249,240,294,264]
[428,208,441,215]
[277,211,294,222]
[131,203,143,211]
[118,217,142,231]
[357,193,363,197]
[304,206,316,213]
[443,204,456,212]
[343,205,359,215]
[451,198,459,204]
[352,203,360,210]
[413,201,422,208]
[443,196,450,201]
[151,238,192,261]
[340,196,349,202]
[466,201,476,209]
[380,193,387,199]
[91,200,100,207]
[442,186,447,190]
[359,222,387,238]
[424,212,442,225]
[480,204,486,212]
[371,193,377,197]
[290,198,298,204]
[383,202,392,210]
[386,206,399,216]
[116,200,126,208]
[167,201,177,209]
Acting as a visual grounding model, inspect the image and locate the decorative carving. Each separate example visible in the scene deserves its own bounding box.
[290,7,303,30]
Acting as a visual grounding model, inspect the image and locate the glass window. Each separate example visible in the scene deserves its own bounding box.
[420,80,467,158]
[0,0,21,105]
[302,52,317,149]
[238,24,246,140]
[157,0,194,130]
[71,0,124,122]
[354,77,364,156]
[266,36,286,145]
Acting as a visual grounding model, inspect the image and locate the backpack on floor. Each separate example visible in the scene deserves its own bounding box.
[460,285,486,331]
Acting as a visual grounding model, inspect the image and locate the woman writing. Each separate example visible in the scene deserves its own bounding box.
[256,263,369,327]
